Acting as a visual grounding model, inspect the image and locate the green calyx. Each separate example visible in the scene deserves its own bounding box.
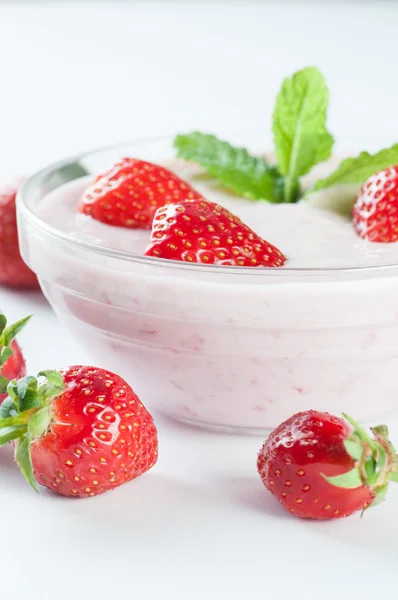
[0,314,32,375]
[0,370,65,492]
[323,414,398,512]
[0,313,32,394]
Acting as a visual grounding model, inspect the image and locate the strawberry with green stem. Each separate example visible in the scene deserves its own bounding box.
[257,410,398,519]
[0,366,158,497]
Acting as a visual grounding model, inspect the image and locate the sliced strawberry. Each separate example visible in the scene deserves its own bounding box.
[0,179,39,288]
[78,158,204,229]
[145,199,286,267]
[353,165,398,242]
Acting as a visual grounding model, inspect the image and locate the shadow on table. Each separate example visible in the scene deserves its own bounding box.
[216,474,291,520]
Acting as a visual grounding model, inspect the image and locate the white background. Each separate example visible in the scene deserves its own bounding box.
[1,1,398,598]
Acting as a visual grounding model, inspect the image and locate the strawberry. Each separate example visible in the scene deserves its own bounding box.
[257,410,398,519]
[145,199,286,267]
[78,158,204,229]
[353,165,398,242]
[0,314,30,401]
[0,366,158,497]
[0,180,40,288]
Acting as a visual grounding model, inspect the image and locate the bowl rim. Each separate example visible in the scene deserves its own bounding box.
[16,134,398,278]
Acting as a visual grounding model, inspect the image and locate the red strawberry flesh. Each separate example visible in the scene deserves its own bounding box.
[145,199,286,267]
[78,158,204,229]
[0,180,39,288]
[353,165,398,242]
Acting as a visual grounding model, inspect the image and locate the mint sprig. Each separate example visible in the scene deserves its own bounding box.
[175,66,398,207]
[174,67,333,204]
[174,133,285,203]
[273,66,334,202]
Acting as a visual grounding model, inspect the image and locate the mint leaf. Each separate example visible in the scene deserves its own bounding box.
[273,66,334,202]
[312,144,398,191]
[174,132,286,203]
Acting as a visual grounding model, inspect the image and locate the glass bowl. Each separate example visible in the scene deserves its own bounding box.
[16,135,398,434]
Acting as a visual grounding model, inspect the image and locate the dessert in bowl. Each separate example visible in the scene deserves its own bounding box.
[16,67,398,433]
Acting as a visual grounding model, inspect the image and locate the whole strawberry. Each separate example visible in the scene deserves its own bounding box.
[0,314,30,401]
[78,158,204,229]
[0,366,158,497]
[353,165,398,242]
[145,199,286,267]
[257,410,397,519]
[0,180,39,288]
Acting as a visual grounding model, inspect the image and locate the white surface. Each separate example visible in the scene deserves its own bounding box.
[2,1,398,598]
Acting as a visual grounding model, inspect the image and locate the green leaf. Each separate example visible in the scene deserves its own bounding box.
[38,370,64,390]
[7,380,20,410]
[272,66,334,202]
[369,483,389,509]
[0,346,13,368]
[374,441,387,472]
[0,375,9,394]
[7,376,42,413]
[15,436,39,493]
[174,132,286,203]
[0,397,18,419]
[323,467,363,489]
[342,413,376,453]
[0,314,7,336]
[0,315,31,347]
[0,409,36,429]
[0,425,26,446]
[38,370,64,402]
[344,439,363,461]
[388,471,398,483]
[28,407,50,439]
[312,144,398,191]
[365,458,378,486]
[371,424,389,439]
